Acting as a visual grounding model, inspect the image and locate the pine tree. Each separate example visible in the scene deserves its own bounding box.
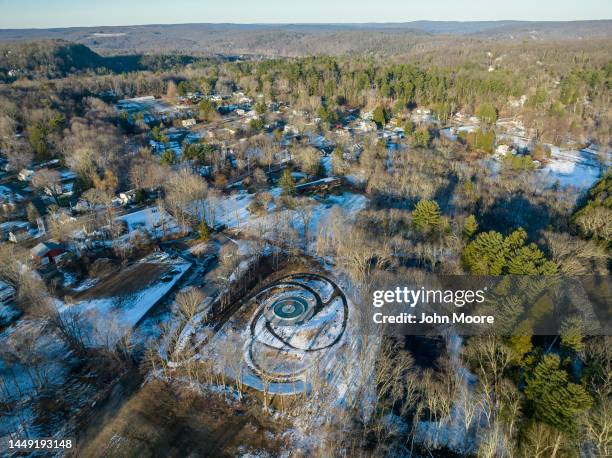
[198,220,210,240]
[279,168,296,195]
[160,149,176,165]
[255,101,267,115]
[462,228,557,275]
[476,102,498,126]
[412,199,443,234]
[463,215,478,239]
[560,316,585,353]
[412,126,431,148]
[198,99,215,121]
[462,231,506,274]
[372,105,388,128]
[525,354,592,432]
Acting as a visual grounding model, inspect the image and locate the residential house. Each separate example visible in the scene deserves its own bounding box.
[119,190,138,205]
[30,241,65,265]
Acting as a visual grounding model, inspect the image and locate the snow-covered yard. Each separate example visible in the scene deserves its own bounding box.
[116,206,185,239]
[537,147,607,189]
[221,189,367,248]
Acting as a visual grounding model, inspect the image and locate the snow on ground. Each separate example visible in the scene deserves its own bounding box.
[116,206,184,237]
[537,147,606,189]
[239,191,367,250]
[321,156,332,176]
[0,320,70,401]
[212,192,255,229]
[344,173,367,187]
[0,319,72,443]
[496,133,532,151]
[483,146,607,191]
[0,185,23,202]
[414,334,484,454]
[161,187,374,451]
[71,277,99,292]
[56,254,191,347]
[0,302,21,326]
[440,127,457,142]
[310,192,367,227]
[211,186,367,237]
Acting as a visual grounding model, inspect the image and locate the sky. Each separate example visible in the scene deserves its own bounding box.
[1,0,611,28]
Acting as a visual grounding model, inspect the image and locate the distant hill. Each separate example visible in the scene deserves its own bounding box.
[0,21,610,57]
[0,40,215,81]
[0,41,105,79]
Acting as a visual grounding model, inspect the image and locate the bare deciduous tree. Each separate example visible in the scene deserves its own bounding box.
[176,287,205,321]
[32,168,63,205]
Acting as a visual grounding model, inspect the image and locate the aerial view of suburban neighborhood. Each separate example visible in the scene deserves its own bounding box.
[0,1,610,457]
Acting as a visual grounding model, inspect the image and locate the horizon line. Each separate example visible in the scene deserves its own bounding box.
[2,18,612,31]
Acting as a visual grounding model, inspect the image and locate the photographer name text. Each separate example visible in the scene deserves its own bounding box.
[372,311,494,324]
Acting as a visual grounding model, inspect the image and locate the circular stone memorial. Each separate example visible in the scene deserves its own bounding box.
[245,273,349,384]
[265,295,312,326]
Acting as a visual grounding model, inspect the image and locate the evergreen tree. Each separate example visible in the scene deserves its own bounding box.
[279,168,296,195]
[254,101,267,115]
[503,154,536,171]
[27,122,51,159]
[403,120,415,135]
[318,105,338,126]
[183,143,215,163]
[571,172,612,248]
[412,126,431,148]
[508,332,534,364]
[525,354,592,432]
[372,105,389,128]
[412,199,443,234]
[463,215,478,239]
[198,220,211,240]
[134,188,146,204]
[560,316,585,353]
[249,117,265,132]
[151,126,169,143]
[560,73,579,105]
[462,228,557,275]
[476,102,498,126]
[198,99,216,121]
[160,149,177,165]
